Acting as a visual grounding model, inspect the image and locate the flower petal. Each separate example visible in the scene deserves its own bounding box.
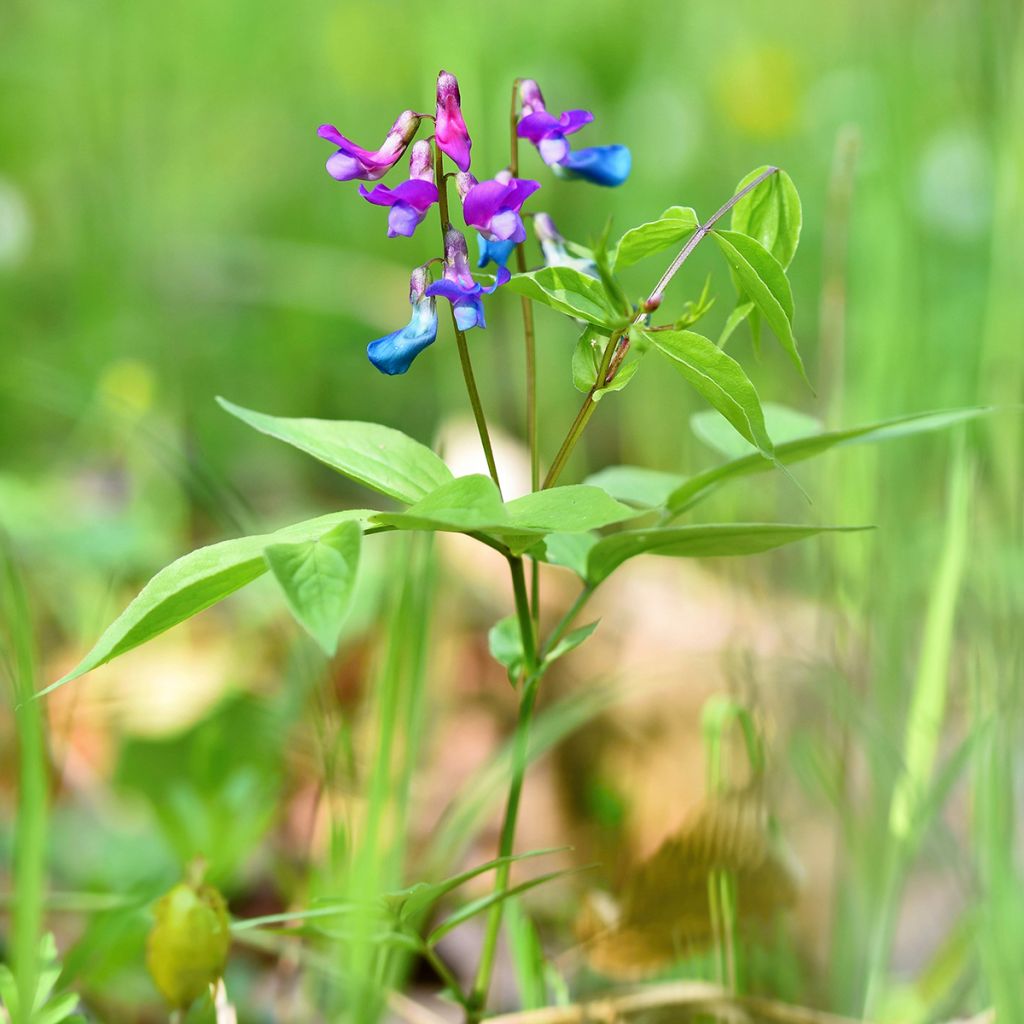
[558,144,632,187]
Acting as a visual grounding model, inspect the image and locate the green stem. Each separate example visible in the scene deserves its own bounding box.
[542,167,781,490]
[433,141,502,492]
[539,585,594,660]
[469,557,540,1019]
[509,79,542,633]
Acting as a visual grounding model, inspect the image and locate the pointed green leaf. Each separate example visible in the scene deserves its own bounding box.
[218,397,452,504]
[371,475,509,534]
[646,329,774,459]
[42,511,371,693]
[711,229,806,382]
[587,524,869,585]
[505,266,616,327]
[584,466,686,509]
[692,402,823,460]
[489,615,524,682]
[506,486,640,533]
[544,621,599,665]
[264,520,361,655]
[527,532,599,579]
[730,167,802,269]
[668,408,995,514]
[612,206,699,269]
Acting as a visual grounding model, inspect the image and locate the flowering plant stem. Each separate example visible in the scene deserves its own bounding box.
[433,141,502,492]
[543,166,780,490]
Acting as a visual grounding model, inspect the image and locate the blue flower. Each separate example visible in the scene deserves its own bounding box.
[553,144,632,188]
[367,266,438,375]
[533,213,598,277]
[477,233,516,270]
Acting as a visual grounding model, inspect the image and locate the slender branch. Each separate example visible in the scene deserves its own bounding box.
[483,980,890,1024]
[542,167,781,489]
[539,585,594,660]
[433,141,502,492]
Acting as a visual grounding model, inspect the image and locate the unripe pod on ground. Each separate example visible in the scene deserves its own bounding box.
[146,878,230,1009]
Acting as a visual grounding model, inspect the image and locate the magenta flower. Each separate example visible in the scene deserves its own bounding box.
[435,71,472,172]
[318,110,421,182]
[426,228,509,331]
[358,141,438,238]
[516,79,593,166]
[457,170,540,244]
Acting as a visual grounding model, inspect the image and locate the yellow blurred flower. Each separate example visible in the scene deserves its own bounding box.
[714,45,801,139]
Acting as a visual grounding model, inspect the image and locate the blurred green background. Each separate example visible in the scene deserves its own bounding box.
[2,0,1023,1020]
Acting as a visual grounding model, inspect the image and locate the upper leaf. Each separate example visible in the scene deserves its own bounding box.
[373,478,638,545]
[43,511,371,693]
[646,329,774,460]
[584,466,686,509]
[668,408,995,514]
[612,206,699,269]
[218,397,452,505]
[730,167,802,269]
[264,520,362,655]
[691,402,823,460]
[505,267,617,327]
[586,523,868,585]
[711,230,807,384]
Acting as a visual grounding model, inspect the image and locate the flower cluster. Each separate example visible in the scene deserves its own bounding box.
[516,79,631,187]
[318,71,630,374]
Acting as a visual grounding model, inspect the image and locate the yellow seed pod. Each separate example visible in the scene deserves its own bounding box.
[146,880,230,1009]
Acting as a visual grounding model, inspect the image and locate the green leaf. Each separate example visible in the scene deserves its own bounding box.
[668,408,995,514]
[613,206,699,269]
[692,402,823,460]
[489,615,524,682]
[646,329,774,459]
[717,300,755,350]
[218,397,452,505]
[730,167,802,268]
[374,479,638,546]
[711,230,807,383]
[264,520,361,655]
[572,327,609,393]
[506,486,640,533]
[586,524,869,586]
[505,266,617,327]
[427,866,586,947]
[584,466,685,509]
[42,511,371,693]
[372,475,510,534]
[528,532,598,579]
[545,621,599,665]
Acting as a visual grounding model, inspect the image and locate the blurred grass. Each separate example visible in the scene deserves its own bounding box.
[1,0,1022,1019]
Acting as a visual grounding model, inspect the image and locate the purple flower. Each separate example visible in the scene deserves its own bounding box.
[426,228,510,331]
[533,213,598,277]
[358,141,438,238]
[367,266,438,375]
[457,170,540,244]
[318,110,421,182]
[435,70,472,172]
[516,79,593,166]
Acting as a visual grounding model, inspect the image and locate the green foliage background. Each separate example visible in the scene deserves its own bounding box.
[1,0,1022,1020]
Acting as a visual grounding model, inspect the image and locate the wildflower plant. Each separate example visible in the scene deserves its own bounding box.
[42,69,991,1019]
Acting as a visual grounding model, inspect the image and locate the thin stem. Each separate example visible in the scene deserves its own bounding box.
[542,327,624,489]
[542,167,781,489]
[469,556,540,1019]
[433,142,502,492]
[423,944,467,1008]
[509,79,543,631]
[509,80,540,496]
